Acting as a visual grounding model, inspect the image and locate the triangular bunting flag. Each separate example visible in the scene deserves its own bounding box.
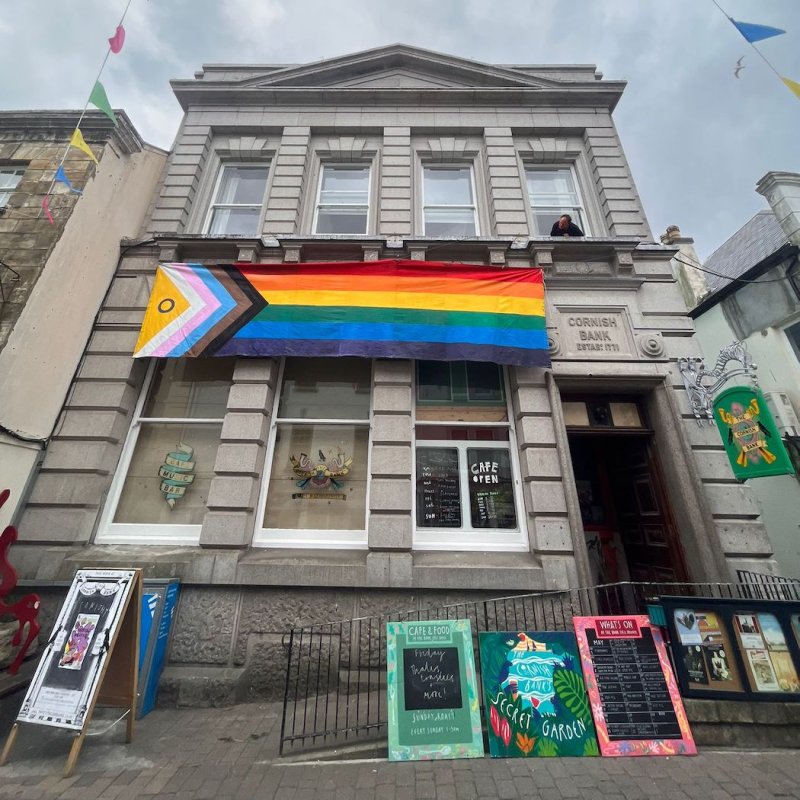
[69,128,98,164]
[89,81,117,125]
[730,18,786,43]
[782,77,800,100]
[41,196,55,225]
[55,165,81,194]
[108,24,125,53]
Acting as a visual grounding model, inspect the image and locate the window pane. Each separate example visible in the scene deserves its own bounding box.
[424,208,475,236]
[278,357,371,419]
[533,210,584,236]
[787,321,800,363]
[316,207,368,234]
[417,361,452,402]
[216,166,268,205]
[263,423,368,530]
[321,166,369,197]
[143,359,235,419]
[467,448,517,529]
[465,362,504,402]
[527,169,576,198]
[113,423,221,525]
[423,168,473,205]
[416,447,461,528]
[0,169,23,190]
[208,207,261,236]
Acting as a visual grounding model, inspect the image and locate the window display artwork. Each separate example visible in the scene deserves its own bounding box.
[158,443,195,508]
[289,449,352,498]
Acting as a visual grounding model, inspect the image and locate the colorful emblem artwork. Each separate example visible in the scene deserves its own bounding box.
[133,260,550,368]
[478,631,598,757]
[159,443,195,508]
[290,449,352,499]
[713,386,795,479]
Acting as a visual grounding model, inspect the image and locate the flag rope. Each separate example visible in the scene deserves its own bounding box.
[38,0,135,220]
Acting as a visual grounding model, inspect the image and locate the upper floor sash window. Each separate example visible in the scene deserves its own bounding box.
[206,164,269,236]
[526,167,588,236]
[422,166,478,236]
[314,165,370,234]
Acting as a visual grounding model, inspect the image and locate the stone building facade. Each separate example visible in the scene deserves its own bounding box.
[9,46,781,703]
[0,111,166,529]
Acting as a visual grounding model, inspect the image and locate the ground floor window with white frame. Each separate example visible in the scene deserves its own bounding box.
[98,358,235,544]
[413,360,528,551]
[255,357,372,548]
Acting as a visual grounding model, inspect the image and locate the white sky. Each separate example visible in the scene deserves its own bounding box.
[1,0,799,258]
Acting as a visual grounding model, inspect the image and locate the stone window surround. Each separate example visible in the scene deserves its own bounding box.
[185,135,280,235]
[516,138,604,239]
[299,135,381,235]
[412,137,491,237]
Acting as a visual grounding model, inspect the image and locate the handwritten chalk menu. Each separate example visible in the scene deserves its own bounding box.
[416,448,461,528]
[386,619,483,761]
[573,616,696,757]
[467,448,516,529]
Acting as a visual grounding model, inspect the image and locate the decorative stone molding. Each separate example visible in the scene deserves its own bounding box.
[316,136,371,161]
[419,137,475,162]
[525,137,581,164]
[614,250,635,276]
[547,332,562,357]
[637,332,665,359]
[214,135,273,160]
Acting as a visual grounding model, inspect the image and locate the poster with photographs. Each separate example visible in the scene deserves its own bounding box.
[15,570,138,731]
[734,614,764,649]
[681,646,708,685]
[733,612,800,695]
[746,649,780,692]
[673,609,743,693]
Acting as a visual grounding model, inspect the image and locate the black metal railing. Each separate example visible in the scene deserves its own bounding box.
[736,569,800,601]
[278,580,748,755]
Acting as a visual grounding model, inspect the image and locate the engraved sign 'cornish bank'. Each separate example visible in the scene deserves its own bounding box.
[556,309,635,359]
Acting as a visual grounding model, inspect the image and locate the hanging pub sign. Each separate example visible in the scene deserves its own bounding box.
[573,616,696,757]
[713,386,795,479]
[132,260,549,368]
[386,619,484,761]
[478,631,598,758]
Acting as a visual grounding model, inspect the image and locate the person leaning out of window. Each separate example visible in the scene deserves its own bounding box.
[550,214,584,237]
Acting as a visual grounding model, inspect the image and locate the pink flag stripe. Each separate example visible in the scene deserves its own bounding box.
[108,25,125,54]
[41,196,54,225]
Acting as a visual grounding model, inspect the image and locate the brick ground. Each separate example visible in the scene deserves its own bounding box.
[1,702,799,799]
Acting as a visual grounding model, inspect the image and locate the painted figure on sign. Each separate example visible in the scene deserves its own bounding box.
[717,397,776,468]
[501,636,566,715]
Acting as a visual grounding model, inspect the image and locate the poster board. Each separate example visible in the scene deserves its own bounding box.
[416,448,461,528]
[137,579,180,718]
[386,619,483,761]
[573,616,696,756]
[660,597,800,700]
[1,569,141,776]
[478,631,598,757]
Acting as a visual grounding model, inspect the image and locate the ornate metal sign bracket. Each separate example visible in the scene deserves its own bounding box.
[678,340,759,425]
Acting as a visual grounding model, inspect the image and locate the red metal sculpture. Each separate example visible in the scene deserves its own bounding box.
[0,489,40,675]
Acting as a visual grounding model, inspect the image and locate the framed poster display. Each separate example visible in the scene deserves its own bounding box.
[573,616,696,757]
[0,569,142,776]
[386,619,483,761]
[660,597,800,701]
[478,631,598,757]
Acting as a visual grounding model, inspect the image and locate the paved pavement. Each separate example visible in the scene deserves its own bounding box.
[1,700,800,799]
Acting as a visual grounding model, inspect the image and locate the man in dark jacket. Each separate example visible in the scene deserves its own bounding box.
[550,214,584,237]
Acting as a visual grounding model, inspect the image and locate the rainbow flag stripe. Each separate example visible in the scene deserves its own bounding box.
[133,260,549,367]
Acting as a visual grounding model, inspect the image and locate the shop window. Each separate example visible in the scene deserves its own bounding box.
[205,163,269,236]
[0,167,24,208]
[256,358,371,548]
[314,165,370,234]
[422,166,478,236]
[99,359,235,543]
[414,360,526,551]
[526,167,588,236]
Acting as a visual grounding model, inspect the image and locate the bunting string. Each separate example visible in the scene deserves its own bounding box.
[39,0,135,223]
[710,0,799,100]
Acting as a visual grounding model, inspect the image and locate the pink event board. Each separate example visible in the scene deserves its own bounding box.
[573,616,696,757]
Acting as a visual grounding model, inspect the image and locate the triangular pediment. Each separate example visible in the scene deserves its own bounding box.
[236,44,564,91]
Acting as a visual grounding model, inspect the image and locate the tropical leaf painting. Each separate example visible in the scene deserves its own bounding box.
[478,631,599,758]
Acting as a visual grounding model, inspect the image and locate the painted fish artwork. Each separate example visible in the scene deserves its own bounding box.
[159,443,195,508]
[479,631,598,757]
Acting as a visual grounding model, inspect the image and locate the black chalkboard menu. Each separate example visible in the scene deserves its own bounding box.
[403,646,463,711]
[586,627,681,740]
[417,447,461,528]
[467,448,516,529]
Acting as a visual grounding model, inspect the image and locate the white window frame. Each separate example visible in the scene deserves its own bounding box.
[96,360,228,545]
[0,167,24,208]
[312,163,371,235]
[253,358,372,549]
[412,367,528,552]
[421,164,480,237]
[525,164,590,237]
[202,161,270,236]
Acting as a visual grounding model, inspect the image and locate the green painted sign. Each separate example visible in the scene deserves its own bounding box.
[479,631,598,758]
[713,387,795,480]
[386,619,484,761]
